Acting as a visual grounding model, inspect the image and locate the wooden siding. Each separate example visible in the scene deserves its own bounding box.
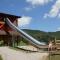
[0,13,21,35]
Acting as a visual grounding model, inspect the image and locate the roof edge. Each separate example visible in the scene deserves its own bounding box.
[0,12,21,18]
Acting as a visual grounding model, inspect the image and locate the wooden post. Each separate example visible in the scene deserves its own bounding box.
[12,34,15,47]
[16,36,19,46]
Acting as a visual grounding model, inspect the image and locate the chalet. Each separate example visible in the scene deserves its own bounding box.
[0,13,21,46]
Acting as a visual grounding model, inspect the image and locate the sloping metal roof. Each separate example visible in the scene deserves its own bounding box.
[0,13,21,18]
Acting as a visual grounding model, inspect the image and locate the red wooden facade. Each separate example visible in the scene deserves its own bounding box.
[0,13,21,31]
[0,13,21,46]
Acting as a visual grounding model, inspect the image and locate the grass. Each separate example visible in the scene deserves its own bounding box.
[49,55,60,60]
[48,51,60,60]
[19,41,27,46]
[0,55,3,60]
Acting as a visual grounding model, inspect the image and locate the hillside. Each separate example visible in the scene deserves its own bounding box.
[48,31,60,40]
[22,29,59,44]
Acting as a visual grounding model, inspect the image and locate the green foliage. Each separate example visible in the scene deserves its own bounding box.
[17,29,60,45]
[22,29,59,44]
[0,40,4,46]
[48,31,60,40]
[0,55,3,60]
[50,54,60,60]
[19,41,27,46]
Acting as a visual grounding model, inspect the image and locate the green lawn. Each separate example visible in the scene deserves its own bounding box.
[49,55,60,60]
[19,41,27,46]
[0,55,3,60]
[48,51,60,60]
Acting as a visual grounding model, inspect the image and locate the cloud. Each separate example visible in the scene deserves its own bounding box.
[24,7,32,11]
[44,0,60,18]
[43,13,48,18]
[57,27,60,31]
[18,16,32,27]
[58,13,60,18]
[25,0,52,11]
[26,0,52,6]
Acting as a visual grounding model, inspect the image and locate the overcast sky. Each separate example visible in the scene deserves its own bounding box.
[0,0,60,32]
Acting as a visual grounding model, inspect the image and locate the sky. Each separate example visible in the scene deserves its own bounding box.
[0,0,60,32]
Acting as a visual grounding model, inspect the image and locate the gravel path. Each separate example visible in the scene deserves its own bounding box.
[0,47,48,60]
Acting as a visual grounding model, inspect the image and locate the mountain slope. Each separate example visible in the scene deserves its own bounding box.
[22,29,57,44]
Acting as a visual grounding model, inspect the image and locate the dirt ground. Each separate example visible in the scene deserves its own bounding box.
[0,47,48,60]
